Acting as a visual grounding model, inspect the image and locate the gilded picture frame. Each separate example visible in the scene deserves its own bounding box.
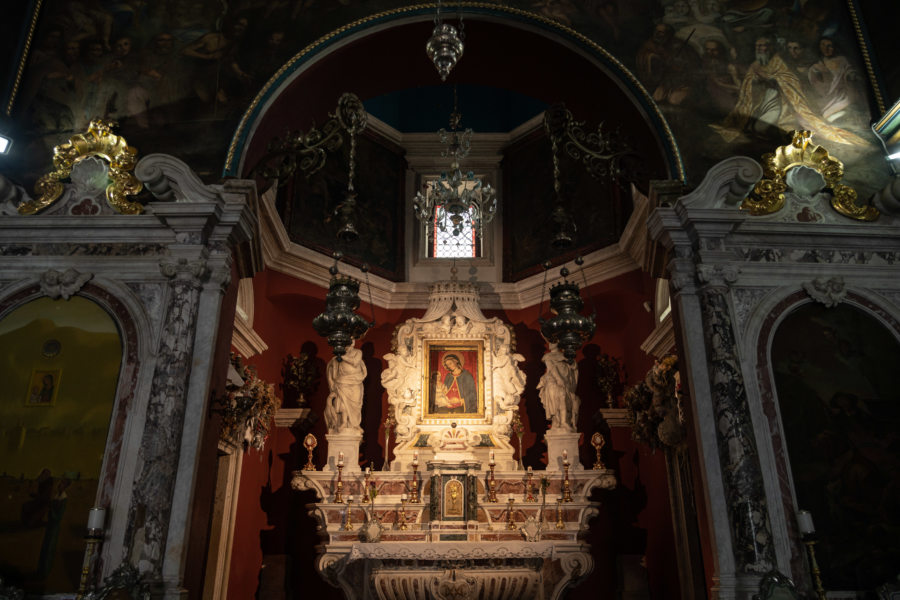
[423,341,484,419]
[24,368,60,406]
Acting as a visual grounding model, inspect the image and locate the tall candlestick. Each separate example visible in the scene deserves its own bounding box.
[506,496,516,530]
[488,461,498,503]
[76,508,106,600]
[409,460,420,503]
[562,459,573,502]
[343,496,354,531]
[555,497,565,530]
[525,467,536,502]
[398,495,408,530]
[362,468,371,503]
[334,461,345,503]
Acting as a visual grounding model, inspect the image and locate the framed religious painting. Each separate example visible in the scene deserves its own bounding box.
[422,341,484,419]
[24,368,61,406]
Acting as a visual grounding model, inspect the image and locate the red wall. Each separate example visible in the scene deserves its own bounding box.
[226,267,681,599]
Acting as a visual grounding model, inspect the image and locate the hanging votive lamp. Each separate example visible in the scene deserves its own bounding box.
[312,258,372,360]
[539,265,596,362]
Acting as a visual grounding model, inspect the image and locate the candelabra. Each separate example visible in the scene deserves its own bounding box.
[562,456,573,502]
[488,453,498,503]
[525,466,537,502]
[303,433,317,471]
[555,497,565,530]
[362,468,371,503]
[397,495,408,530]
[409,453,421,503]
[506,496,517,530]
[334,456,345,504]
[76,508,106,600]
[591,432,606,470]
[343,496,354,531]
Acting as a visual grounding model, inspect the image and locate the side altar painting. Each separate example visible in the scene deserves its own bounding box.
[6,0,887,194]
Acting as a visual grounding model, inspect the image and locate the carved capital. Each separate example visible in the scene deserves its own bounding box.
[802,276,846,307]
[40,268,92,300]
[696,263,740,287]
[159,258,208,282]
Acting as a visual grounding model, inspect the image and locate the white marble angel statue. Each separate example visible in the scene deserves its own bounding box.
[537,343,580,432]
[324,346,366,435]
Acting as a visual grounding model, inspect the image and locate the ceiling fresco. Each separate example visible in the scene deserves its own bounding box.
[2,0,891,257]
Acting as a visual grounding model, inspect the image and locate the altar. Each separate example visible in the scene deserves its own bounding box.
[292,279,615,600]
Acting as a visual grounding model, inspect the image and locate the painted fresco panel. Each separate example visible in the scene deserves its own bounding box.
[0,297,121,594]
[772,303,900,591]
[5,1,887,200]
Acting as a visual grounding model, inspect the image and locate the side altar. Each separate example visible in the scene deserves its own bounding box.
[292,280,616,600]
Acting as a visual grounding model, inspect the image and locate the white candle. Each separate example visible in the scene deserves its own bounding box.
[401,493,408,501]
[508,494,514,502]
[365,467,370,475]
[87,507,106,530]
[490,451,495,461]
[347,495,353,503]
[562,449,568,460]
[339,451,344,462]
[527,466,533,474]
[797,510,815,535]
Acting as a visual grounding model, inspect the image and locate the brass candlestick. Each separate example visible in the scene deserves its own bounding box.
[591,432,606,470]
[525,467,536,502]
[804,538,827,600]
[488,462,498,503]
[409,460,420,504]
[506,497,517,530]
[343,496,354,531]
[76,509,105,600]
[397,496,408,530]
[303,433,317,471]
[562,458,573,502]
[555,497,565,530]
[362,469,371,503]
[334,461,345,503]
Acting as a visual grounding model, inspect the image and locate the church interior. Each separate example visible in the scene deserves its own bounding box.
[1,1,899,599]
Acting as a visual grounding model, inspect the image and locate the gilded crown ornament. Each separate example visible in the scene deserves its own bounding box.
[743,130,878,221]
[22,119,143,215]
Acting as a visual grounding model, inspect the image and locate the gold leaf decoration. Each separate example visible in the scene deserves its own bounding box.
[741,130,878,221]
[20,119,143,215]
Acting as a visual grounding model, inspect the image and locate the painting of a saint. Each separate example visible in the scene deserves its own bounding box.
[25,370,60,406]
[424,343,483,418]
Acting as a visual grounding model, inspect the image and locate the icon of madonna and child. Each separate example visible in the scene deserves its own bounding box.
[425,344,483,417]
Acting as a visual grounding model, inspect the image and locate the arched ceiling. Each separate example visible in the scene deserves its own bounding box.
[239,18,671,179]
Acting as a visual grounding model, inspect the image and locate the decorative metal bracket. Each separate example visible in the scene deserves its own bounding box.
[20,119,143,215]
[253,93,367,186]
[743,130,879,221]
[544,103,643,185]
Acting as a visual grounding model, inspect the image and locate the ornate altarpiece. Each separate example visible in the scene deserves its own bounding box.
[293,279,617,600]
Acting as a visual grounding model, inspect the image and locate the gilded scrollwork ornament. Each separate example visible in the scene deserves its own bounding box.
[742,130,878,221]
[20,119,143,215]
